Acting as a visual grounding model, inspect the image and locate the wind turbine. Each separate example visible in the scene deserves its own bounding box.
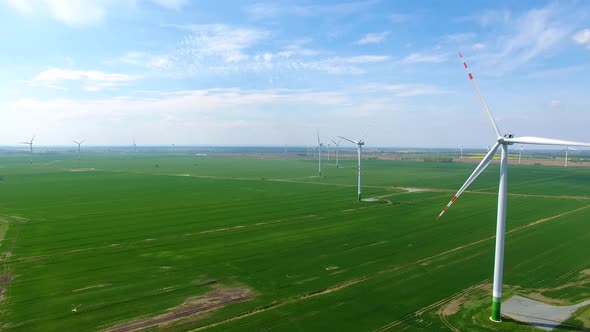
[317,130,323,177]
[327,143,331,161]
[339,132,366,202]
[331,138,342,168]
[435,52,590,323]
[72,139,86,162]
[517,145,524,164]
[172,144,175,153]
[561,146,577,167]
[459,145,464,159]
[20,135,35,165]
[133,139,137,153]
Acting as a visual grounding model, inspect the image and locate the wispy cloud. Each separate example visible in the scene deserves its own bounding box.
[356,32,390,45]
[389,13,413,24]
[179,24,270,63]
[463,3,589,74]
[149,0,187,10]
[362,83,450,97]
[403,52,448,63]
[31,68,137,91]
[572,29,590,49]
[114,52,174,69]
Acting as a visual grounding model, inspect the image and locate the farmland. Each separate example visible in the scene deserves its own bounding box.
[0,151,589,331]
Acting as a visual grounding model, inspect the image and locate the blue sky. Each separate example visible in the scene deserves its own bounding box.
[1,0,590,148]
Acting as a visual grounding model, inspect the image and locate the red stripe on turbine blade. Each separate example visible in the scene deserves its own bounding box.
[443,206,449,212]
[451,196,458,203]
[459,51,462,58]
[463,62,468,69]
[468,73,473,80]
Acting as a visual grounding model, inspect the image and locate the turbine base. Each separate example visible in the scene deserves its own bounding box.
[490,297,502,322]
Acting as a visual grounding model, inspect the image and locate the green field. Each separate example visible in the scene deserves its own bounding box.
[1,152,589,331]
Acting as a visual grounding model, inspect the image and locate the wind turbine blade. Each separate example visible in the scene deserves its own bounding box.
[80,139,86,144]
[338,136,358,145]
[20,142,30,144]
[317,129,320,145]
[459,52,502,138]
[504,136,590,147]
[358,129,368,143]
[72,140,79,144]
[330,139,338,146]
[436,142,501,221]
[31,135,36,143]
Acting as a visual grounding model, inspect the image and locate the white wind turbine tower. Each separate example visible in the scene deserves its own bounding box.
[72,139,86,162]
[172,144,175,153]
[339,132,366,202]
[20,135,35,165]
[316,130,324,177]
[331,138,342,168]
[517,145,524,164]
[436,52,590,323]
[561,146,577,167]
[459,145,464,158]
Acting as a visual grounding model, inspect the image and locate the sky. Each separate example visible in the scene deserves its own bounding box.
[1,0,590,148]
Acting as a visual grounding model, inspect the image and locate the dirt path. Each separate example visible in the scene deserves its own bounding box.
[104,286,253,332]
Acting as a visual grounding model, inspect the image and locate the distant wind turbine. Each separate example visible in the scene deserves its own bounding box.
[330,138,342,167]
[459,145,463,158]
[20,135,35,165]
[339,132,366,202]
[327,143,330,161]
[317,130,323,177]
[72,139,86,162]
[561,146,577,167]
[517,145,523,164]
[172,144,175,153]
[133,139,137,153]
[436,52,590,323]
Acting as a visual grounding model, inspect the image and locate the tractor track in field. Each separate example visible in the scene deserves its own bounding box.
[190,204,590,331]
[6,214,317,264]
[376,213,590,332]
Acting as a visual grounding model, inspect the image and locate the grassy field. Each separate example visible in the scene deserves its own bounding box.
[0,152,589,331]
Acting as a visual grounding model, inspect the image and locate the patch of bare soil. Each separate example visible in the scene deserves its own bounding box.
[439,283,491,317]
[0,275,12,302]
[103,286,253,332]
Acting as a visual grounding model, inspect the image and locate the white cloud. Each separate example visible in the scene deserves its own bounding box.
[5,0,33,14]
[572,29,590,48]
[403,52,448,63]
[3,0,185,26]
[32,68,137,91]
[548,100,561,109]
[356,32,389,45]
